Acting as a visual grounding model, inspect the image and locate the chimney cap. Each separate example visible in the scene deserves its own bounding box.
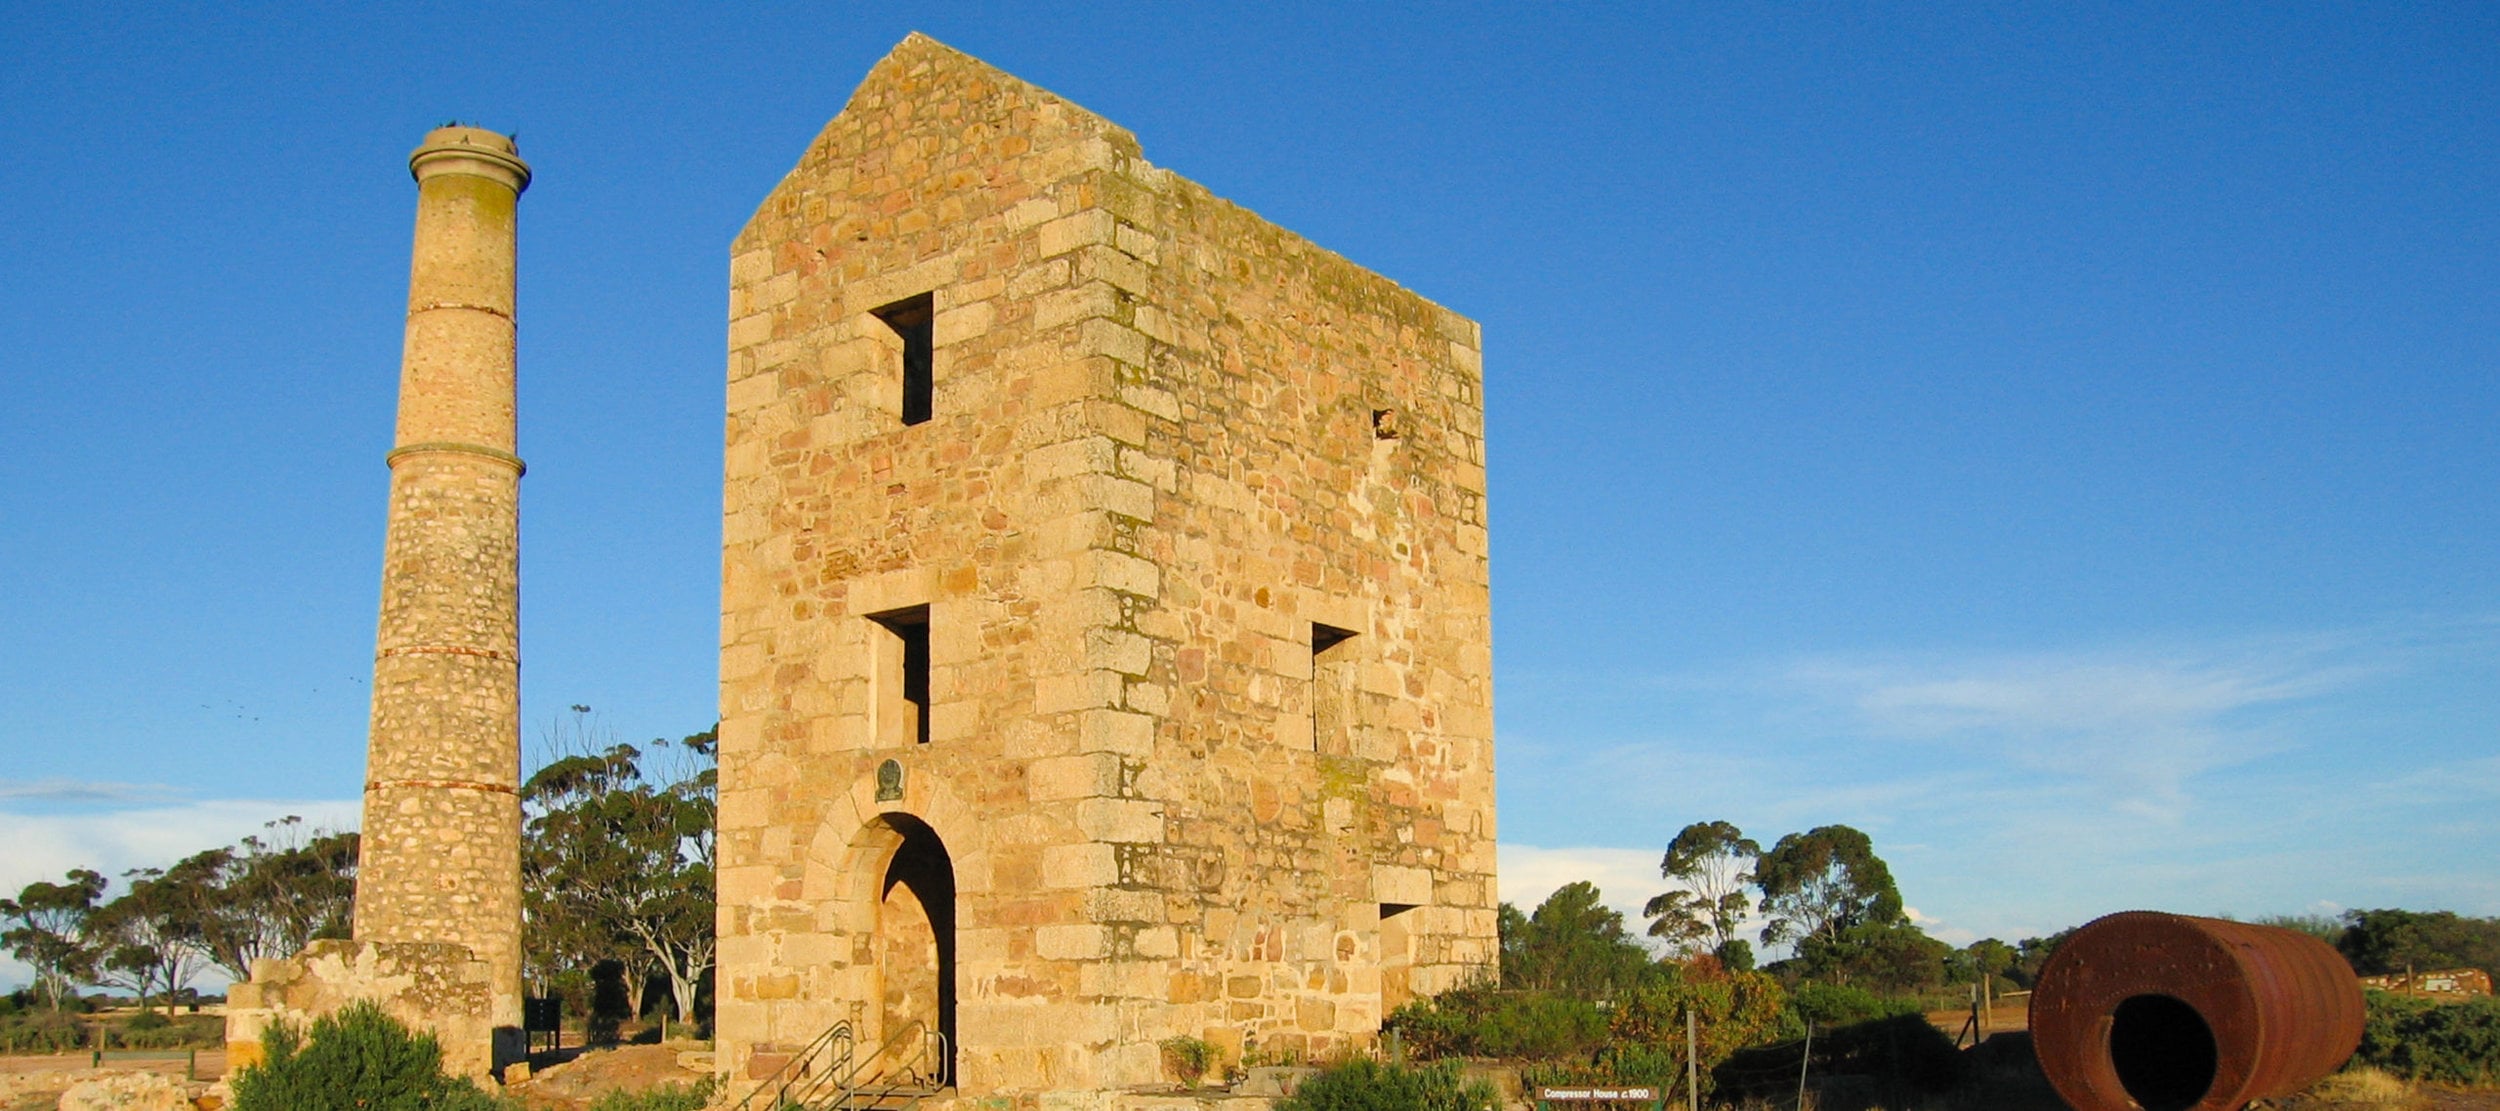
[410,126,530,193]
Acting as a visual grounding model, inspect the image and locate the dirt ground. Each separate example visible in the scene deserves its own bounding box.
[0,1050,221,1111]
[2273,1088,2500,1111]
[0,1042,716,1111]
[5,1042,2496,1111]
[1922,998,2030,1045]
[508,1042,715,1110]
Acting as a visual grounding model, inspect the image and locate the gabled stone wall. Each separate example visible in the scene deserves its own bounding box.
[718,35,1495,1099]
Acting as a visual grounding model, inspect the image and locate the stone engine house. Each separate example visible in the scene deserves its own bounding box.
[717,35,1497,1097]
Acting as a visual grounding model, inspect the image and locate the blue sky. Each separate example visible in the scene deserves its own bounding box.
[2,2,2495,980]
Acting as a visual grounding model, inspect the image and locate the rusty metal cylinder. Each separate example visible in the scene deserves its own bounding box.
[2031,911,2365,1111]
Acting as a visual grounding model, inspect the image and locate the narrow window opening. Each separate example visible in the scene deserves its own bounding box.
[1379,903,1419,1013]
[1314,623,1356,656]
[874,293,935,426]
[871,605,932,745]
[1372,408,1400,439]
[1312,622,1357,755]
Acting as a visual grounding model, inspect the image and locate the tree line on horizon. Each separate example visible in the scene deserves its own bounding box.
[1425,819,2500,1103]
[0,710,718,1032]
[1508,817,2500,1003]
[1502,821,2005,1004]
[10,762,2492,1035]
[0,816,357,1015]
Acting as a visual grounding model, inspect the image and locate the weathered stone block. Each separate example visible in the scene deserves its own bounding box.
[1035,924,1108,961]
[1029,754,1117,801]
[1077,798,1165,843]
[1042,843,1118,889]
[1036,210,1116,257]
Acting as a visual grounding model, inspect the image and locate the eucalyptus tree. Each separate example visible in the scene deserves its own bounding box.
[92,866,211,1014]
[524,722,718,1024]
[1643,820,1760,962]
[184,817,360,981]
[1,869,106,1010]
[1501,882,1658,999]
[1753,824,1904,952]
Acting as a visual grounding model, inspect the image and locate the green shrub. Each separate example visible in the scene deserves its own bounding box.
[548,968,595,1020]
[1398,956,1789,1104]
[2353,991,2500,1086]
[1160,1035,1216,1086]
[1387,984,1611,1062]
[1479,994,1609,1060]
[1241,1041,1310,1071]
[1385,988,1486,1059]
[1788,982,1922,1028]
[0,1010,86,1053]
[1592,958,1790,1096]
[125,1010,170,1031]
[1521,1041,1687,1095]
[588,1076,719,1111]
[111,1014,221,1048]
[230,1000,512,1111]
[1279,1058,1498,1111]
[1714,1012,1963,1102]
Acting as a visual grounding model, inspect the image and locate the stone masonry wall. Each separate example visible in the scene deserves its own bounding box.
[224,940,501,1079]
[718,36,1494,1100]
[353,128,529,1060]
[226,127,531,1080]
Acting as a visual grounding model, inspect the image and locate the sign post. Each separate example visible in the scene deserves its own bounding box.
[1686,1009,1699,1111]
[1534,1085,1662,1111]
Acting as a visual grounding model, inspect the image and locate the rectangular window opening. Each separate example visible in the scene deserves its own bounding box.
[1312,622,1357,754]
[874,293,935,426]
[871,605,932,745]
[1379,903,1419,1013]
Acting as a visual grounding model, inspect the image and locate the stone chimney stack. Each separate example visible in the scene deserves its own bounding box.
[354,125,530,1038]
[223,126,531,1079]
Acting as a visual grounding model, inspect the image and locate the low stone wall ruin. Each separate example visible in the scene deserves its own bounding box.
[221,938,509,1079]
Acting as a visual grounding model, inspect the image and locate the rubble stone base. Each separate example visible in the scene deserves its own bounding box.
[222,938,513,1079]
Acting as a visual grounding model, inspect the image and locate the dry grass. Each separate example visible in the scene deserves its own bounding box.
[2288,1066,2425,1109]
[1716,1061,2065,1111]
[1713,1063,2479,1111]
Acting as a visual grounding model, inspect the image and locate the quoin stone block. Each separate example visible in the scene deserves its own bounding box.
[716,36,1497,1101]
[226,125,530,1078]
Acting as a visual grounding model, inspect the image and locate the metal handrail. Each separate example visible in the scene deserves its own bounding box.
[730,1020,855,1111]
[731,1019,950,1111]
[838,1023,949,1109]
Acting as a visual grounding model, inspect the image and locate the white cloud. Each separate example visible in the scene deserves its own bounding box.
[0,797,360,992]
[1498,618,2500,944]
[1905,905,1976,947]
[2375,754,2500,799]
[1497,844,1662,924]
[1786,637,2374,821]
[0,778,180,803]
[1498,844,1659,912]
[0,797,361,896]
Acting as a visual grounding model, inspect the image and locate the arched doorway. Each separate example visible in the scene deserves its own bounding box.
[873,813,955,1086]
